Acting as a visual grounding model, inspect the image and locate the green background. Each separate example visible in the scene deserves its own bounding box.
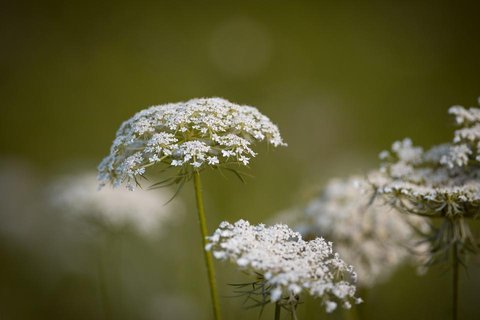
[1,1,479,319]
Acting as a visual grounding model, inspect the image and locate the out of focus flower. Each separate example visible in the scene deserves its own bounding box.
[299,175,430,287]
[51,172,183,236]
[98,97,286,190]
[206,220,361,313]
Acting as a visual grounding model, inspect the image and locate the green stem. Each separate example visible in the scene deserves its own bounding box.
[291,306,298,320]
[452,241,459,320]
[97,249,112,320]
[193,171,221,320]
[274,302,281,320]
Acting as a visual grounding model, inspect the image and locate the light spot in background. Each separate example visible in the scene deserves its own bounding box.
[209,16,272,78]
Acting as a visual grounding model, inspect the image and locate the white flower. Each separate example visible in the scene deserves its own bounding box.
[371,98,480,268]
[440,144,472,168]
[374,100,480,219]
[191,161,203,168]
[298,175,430,288]
[206,220,360,313]
[378,150,390,160]
[441,98,480,168]
[221,150,235,158]
[207,156,220,166]
[50,172,183,236]
[238,156,250,165]
[325,301,337,313]
[98,97,286,189]
[171,160,183,167]
[449,103,480,125]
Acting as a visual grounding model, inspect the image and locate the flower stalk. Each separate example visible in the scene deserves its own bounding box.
[97,98,286,320]
[274,301,281,320]
[452,241,459,320]
[370,98,480,319]
[193,171,221,320]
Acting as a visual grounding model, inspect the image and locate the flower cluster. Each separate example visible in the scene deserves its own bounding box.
[372,98,480,264]
[299,175,430,287]
[50,173,183,235]
[98,97,286,190]
[372,99,480,219]
[448,99,480,165]
[206,220,361,313]
[375,138,480,220]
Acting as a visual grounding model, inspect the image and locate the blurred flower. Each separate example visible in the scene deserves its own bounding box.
[206,219,361,313]
[98,97,286,190]
[0,160,101,275]
[50,172,183,236]
[299,175,430,288]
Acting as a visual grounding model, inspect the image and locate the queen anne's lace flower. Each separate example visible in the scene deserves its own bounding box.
[372,98,480,267]
[298,175,430,287]
[373,99,480,218]
[375,137,480,219]
[98,97,286,190]
[206,220,361,313]
[50,173,183,235]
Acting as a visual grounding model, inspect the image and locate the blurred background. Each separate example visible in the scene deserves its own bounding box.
[1,1,479,319]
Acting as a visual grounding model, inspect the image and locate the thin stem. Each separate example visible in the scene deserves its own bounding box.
[97,249,112,320]
[291,305,298,320]
[452,241,459,320]
[193,171,221,320]
[274,302,281,320]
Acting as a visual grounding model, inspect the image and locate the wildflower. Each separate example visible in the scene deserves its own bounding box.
[98,97,286,190]
[50,173,183,236]
[299,175,430,288]
[97,97,286,320]
[372,113,480,267]
[373,108,480,221]
[372,97,480,320]
[206,220,361,314]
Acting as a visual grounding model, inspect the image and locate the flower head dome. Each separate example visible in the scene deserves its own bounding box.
[374,98,480,219]
[206,220,361,313]
[371,97,480,267]
[300,175,430,288]
[98,97,286,190]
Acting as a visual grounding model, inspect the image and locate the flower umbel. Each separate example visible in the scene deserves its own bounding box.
[371,97,480,320]
[206,220,361,314]
[97,97,286,320]
[374,98,480,221]
[98,97,286,190]
[371,103,480,265]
